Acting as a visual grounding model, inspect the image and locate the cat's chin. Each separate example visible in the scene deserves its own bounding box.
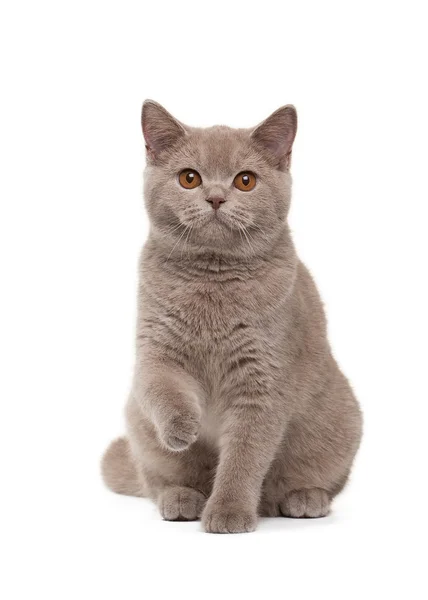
[186,214,240,249]
[203,214,241,241]
[199,210,237,231]
[208,213,228,227]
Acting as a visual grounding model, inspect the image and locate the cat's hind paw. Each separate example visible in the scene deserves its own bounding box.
[279,488,330,518]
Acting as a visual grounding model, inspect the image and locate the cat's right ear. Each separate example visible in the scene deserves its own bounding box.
[141,100,186,162]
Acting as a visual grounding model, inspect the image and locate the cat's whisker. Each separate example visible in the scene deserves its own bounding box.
[167,221,187,236]
[233,221,255,257]
[242,224,257,245]
[181,223,194,260]
[232,213,263,234]
[164,209,202,238]
[241,228,255,256]
[235,222,245,248]
[247,223,264,234]
[166,224,190,262]
[185,223,194,260]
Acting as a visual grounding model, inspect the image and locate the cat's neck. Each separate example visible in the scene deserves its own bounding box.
[143,225,296,283]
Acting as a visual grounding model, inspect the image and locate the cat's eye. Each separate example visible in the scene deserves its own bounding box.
[233,172,257,192]
[179,169,202,189]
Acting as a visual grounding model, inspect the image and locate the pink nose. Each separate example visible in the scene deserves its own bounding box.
[206,196,225,210]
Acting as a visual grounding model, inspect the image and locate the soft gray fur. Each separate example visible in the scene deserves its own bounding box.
[102,101,362,533]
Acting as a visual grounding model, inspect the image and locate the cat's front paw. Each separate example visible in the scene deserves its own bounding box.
[158,406,201,452]
[158,486,206,521]
[202,500,257,534]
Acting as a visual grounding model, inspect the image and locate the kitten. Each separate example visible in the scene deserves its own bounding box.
[102,101,362,533]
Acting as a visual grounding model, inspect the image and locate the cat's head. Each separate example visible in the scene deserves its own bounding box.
[142,100,297,258]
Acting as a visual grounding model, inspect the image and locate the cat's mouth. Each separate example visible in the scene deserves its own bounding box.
[187,210,251,237]
[208,209,236,226]
[195,210,229,228]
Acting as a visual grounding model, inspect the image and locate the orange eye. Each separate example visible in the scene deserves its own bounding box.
[179,169,202,189]
[233,172,257,192]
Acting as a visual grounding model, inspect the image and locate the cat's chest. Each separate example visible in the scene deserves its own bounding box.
[141,263,289,363]
[164,281,251,342]
[142,276,265,359]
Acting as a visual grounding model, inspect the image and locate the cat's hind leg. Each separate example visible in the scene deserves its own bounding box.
[261,370,362,519]
[101,436,146,497]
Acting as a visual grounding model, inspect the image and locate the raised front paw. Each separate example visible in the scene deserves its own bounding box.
[202,500,258,534]
[158,406,201,452]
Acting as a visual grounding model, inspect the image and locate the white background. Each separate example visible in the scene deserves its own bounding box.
[1,1,427,598]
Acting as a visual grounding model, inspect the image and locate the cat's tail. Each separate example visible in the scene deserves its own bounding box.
[101,436,145,497]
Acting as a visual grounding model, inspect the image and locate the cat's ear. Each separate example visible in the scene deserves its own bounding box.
[141,100,187,161]
[251,105,297,170]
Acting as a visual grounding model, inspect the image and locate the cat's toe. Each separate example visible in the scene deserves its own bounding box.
[202,504,257,534]
[165,433,198,451]
[279,488,330,518]
[158,487,206,521]
[161,411,200,452]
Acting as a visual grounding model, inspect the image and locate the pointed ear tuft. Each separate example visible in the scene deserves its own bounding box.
[141,100,186,160]
[251,105,297,170]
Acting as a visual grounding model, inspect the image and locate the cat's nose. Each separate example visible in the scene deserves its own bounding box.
[206,196,226,210]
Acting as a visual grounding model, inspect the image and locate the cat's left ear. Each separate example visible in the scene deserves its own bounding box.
[251,105,297,170]
[141,100,187,162]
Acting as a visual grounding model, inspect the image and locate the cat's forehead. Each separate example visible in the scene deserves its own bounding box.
[173,126,259,176]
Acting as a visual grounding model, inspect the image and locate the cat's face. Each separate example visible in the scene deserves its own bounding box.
[142,101,297,258]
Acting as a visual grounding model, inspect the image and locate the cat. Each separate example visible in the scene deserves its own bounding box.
[101,100,362,533]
